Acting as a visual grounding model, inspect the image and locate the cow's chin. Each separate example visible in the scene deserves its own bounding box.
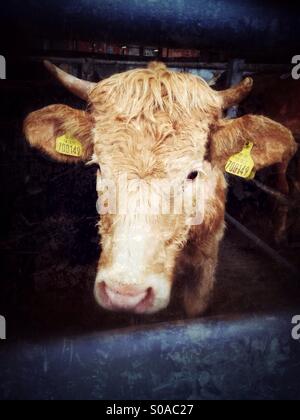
[94,274,171,315]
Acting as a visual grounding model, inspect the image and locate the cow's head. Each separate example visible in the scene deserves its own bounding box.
[24,61,296,315]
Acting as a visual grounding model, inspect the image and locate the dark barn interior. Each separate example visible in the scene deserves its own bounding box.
[0,0,300,401]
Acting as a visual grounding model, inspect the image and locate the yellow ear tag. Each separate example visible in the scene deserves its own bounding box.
[56,134,83,158]
[225,142,256,180]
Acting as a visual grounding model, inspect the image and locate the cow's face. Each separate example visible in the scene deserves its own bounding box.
[92,111,222,314]
[24,61,295,315]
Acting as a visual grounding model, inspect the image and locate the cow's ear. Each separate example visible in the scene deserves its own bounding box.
[209,115,297,171]
[24,105,94,163]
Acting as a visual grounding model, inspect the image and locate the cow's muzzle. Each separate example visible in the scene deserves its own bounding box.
[95,282,155,314]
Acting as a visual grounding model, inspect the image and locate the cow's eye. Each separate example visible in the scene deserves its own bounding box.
[187,171,199,181]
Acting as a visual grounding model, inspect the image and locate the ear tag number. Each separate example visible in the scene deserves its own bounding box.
[225,142,256,180]
[56,134,83,158]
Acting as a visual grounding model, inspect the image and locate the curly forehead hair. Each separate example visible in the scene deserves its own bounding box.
[89,62,222,122]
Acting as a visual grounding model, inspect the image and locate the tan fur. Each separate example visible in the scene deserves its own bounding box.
[23,62,297,316]
[241,75,300,243]
[210,114,297,171]
[24,105,94,162]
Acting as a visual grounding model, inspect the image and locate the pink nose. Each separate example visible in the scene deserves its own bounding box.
[95,282,154,314]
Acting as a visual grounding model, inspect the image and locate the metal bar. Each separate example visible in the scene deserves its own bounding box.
[250,179,291,206]
[2,1,300,59]
[26,56,292,73]
[226,59,245,118]
[0,312,299,400]
[227,175,294,207]
[27,56,229,70]
[240,63,292,73]
[225,213,300,278]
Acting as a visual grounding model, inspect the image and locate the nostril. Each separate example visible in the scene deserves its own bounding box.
[95,281,110,306]
[96,282,106,296]
[135,287,154,314]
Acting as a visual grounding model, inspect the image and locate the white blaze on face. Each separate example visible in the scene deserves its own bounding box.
[95,217,171,314]
[113,218,161,277]
[94,161,222,314]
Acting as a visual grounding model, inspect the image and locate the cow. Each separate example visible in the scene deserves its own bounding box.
[240,73,300,136]
[23,61,297,317]
[240,73,300,243]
